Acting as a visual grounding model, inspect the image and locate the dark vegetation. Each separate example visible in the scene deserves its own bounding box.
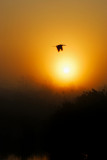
[0,88,107,159]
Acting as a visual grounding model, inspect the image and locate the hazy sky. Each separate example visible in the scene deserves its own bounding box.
[0,0,107,89]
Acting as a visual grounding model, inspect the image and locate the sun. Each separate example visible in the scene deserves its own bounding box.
[52,56,79,86]
[64,67,70,74]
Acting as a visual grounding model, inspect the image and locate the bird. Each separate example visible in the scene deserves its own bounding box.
[53,44,66,52]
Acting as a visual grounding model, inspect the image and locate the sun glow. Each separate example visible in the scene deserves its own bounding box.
[64,67,70,74]
[52,55,79,86]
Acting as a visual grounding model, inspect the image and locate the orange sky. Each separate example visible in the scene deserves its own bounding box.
[0,0,107,90]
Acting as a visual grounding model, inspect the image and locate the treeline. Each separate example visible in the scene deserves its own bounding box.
[43,88,107,160]
[0,88,107,159]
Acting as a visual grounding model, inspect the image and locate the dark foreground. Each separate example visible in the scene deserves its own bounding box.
[0,88,107,160]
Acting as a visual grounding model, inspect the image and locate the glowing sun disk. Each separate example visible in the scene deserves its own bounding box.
[52,55,79,87]
[64,67,70,74]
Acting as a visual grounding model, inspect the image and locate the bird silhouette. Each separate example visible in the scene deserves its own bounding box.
[53,44,66,52]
